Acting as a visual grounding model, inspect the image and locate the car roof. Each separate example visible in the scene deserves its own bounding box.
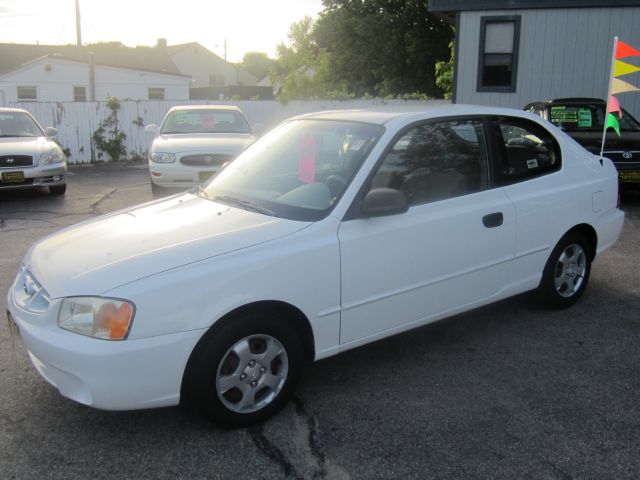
[167,105,243,113]
[525,98,606,108]
[290,104,544,125]
[0,107,31,114]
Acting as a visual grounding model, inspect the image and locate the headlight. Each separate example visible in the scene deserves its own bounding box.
[58,297,135,340]
[40,149,64,165]
[150,152,176,163]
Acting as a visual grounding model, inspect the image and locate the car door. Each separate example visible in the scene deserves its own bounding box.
[337,117,517,346]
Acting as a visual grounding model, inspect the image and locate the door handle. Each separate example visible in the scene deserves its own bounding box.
[482,212,503,228]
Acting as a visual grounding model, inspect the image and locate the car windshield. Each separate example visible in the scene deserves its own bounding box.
[200,119,385,221]
[548,103,640,132]
[160,109,251,134]
[0,112,43,137]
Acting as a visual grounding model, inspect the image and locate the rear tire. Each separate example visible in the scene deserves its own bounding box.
[182,313,303,428]
[49,184,66,195]
[538,232,592,308]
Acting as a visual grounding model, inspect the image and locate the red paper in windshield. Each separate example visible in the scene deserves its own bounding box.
[298,135,317,184]
[202,114,215,129]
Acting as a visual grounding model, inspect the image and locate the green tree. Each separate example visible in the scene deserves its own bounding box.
[272,16,332,101]
[240,52,275,81]
[92,96,126,162]
[314,0,453,98]
[435,41,454,99]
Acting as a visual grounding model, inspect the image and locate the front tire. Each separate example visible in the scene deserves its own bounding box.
[539,232,592,308]
[183,313,303,427]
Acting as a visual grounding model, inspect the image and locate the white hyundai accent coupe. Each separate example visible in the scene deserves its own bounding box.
[7,106,624,427]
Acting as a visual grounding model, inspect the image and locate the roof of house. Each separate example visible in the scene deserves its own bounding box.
[0,42,182,77]
[429,0,640,11]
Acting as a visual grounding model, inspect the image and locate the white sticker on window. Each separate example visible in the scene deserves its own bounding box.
[526,159,539,169]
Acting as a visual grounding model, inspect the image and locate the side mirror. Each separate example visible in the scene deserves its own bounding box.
[44,127,57,137]
[360,188,409,217]
[145,124,159,134]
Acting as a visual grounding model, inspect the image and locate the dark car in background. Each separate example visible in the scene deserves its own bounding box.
[525,98,640,187]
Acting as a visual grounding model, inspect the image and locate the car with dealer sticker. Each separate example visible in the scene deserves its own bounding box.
[525,97,640,188]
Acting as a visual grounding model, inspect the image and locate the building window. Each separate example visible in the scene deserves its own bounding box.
[477,16,520,92]
[148,87,165,100]
[17,86,37,101]
[73,86,87,102]
[209,74,226,86]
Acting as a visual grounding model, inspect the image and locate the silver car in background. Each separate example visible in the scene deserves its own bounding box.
[0,108,67,195]
[145,105,258,194]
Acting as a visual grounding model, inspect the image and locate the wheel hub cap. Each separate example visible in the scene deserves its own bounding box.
[215,334,288,414]
[554,244,587,298]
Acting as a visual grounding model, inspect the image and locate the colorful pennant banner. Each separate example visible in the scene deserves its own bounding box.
[608,95,622,119]
[601,37,640,157]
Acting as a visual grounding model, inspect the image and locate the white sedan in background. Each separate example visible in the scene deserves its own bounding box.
[145,105,257,193]
[7,106,624,427]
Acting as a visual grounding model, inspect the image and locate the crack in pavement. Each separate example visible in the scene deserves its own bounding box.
[249,422,303,479]
[248,397,348,480]
[89,187,119,214]
[292,396,328,479]
[1,186,128,232]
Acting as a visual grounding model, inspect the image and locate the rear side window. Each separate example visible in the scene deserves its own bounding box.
[496,117,561,183]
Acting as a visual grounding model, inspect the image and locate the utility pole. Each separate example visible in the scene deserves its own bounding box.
[75,0,82,47]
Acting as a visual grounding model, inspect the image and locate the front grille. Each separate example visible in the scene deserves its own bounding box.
[0,155,33,168]
[180,153,234,167]
[603,151,640,164]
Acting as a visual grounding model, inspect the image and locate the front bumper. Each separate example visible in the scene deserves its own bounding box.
[0,164,67,190]
[7,285,205,411]
[149,161,220,188]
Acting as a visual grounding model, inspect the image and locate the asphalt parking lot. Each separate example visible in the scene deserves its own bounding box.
[1,165,639,479]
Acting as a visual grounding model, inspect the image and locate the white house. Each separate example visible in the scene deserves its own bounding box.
[0,55,190,103]
[165,41,258,88]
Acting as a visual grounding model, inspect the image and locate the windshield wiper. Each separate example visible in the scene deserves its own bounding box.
[0,134,36,137]
[212,195,275,216]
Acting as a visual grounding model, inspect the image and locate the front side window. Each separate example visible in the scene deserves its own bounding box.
[148,87,165,100]
[17,86,37,101]
[370,118,490,206]
[496,117,561,183]
[477,16,520,92]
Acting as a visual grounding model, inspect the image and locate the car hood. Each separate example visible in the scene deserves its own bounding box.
[0,136,53,155]
[151,133,255,154]
[27,193,309,298]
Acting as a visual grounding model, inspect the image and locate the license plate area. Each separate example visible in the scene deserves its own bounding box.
[1,171,25,183]
[199,171,215,182]
[619,171,640,183]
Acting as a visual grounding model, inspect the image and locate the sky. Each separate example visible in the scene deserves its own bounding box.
[0,0,324,62]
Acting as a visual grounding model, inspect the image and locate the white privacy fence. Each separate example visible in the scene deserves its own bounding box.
[10,99,450,163]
